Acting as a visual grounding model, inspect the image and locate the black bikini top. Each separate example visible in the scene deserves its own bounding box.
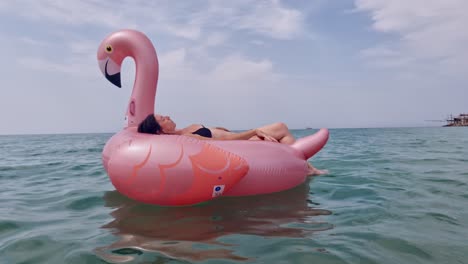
[192,126,212,138]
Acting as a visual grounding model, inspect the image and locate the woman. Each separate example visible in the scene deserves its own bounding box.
[138,114,328,175]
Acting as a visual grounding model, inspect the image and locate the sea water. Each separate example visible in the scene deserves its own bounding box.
[0,127,467,263]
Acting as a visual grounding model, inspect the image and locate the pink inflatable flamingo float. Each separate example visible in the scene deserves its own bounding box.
[97,29,329,206]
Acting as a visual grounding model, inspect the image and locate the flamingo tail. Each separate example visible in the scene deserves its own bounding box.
[291,128,329,160]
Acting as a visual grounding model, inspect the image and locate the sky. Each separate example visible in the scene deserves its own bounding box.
[0,0,466,135]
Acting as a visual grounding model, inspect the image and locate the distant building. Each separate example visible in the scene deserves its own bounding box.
[445,113,468,127]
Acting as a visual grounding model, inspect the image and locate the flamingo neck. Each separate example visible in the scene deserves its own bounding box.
[125,34,159,127]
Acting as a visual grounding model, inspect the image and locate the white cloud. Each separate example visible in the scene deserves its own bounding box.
[160,48,187,68]
[19,37,51,47]
[6,1,128,28]
[237,0,304,39]
[360,47,399,58]
[210,55,275,81]
[204,32,228,47]
[359,46,414,68]
[157,48,277,89]
[355,0,468,74]
[69,41,96,56]
[164,24,202,40]
[17,56,96,79]
[0,0,305,93]
[0,0,305,41]
[15,38,97,79]
[17,57,73,74]
[204,0,304,39]
[251,40,266,46]
[158,48,201,81]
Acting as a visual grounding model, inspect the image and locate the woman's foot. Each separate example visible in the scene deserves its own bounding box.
[307,163,329,176]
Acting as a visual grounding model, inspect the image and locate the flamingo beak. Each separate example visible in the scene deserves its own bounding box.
[99,58,121,88]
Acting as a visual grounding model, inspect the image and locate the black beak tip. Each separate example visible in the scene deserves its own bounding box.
[105,72,122,88]
[104,60,122,88]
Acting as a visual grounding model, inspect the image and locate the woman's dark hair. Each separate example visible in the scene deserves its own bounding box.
[138,114,162,134]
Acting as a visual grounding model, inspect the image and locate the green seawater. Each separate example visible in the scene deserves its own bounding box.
[0,127,467,264]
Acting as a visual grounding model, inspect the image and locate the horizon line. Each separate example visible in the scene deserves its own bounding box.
[0,125,452,136]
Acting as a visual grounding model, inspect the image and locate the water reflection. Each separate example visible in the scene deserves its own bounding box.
[96,179,332,263]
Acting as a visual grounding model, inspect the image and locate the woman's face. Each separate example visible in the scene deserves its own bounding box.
[155,114,176,133]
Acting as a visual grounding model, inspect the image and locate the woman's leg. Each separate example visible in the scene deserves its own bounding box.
[307,163,329,176]
[249,122,329,175]
[249,122,296,144]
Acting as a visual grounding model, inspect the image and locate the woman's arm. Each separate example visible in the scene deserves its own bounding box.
[182,128,278,142]
[219,129,258,140]
[213,126,230,132]
[179,129,256,140]
[218,129,278,142]
[182,134,212,140]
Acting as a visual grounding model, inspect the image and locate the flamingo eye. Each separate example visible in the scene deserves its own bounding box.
[105,45,113,53]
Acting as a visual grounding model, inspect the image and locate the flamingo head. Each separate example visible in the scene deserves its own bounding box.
[97,31,131,88]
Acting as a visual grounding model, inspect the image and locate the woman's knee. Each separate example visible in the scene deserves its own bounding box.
[273,122,288,131]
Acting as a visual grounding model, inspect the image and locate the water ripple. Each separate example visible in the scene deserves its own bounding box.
[0,128,467,263]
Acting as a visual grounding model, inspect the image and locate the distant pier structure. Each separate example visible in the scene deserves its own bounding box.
[444,113,468,127]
